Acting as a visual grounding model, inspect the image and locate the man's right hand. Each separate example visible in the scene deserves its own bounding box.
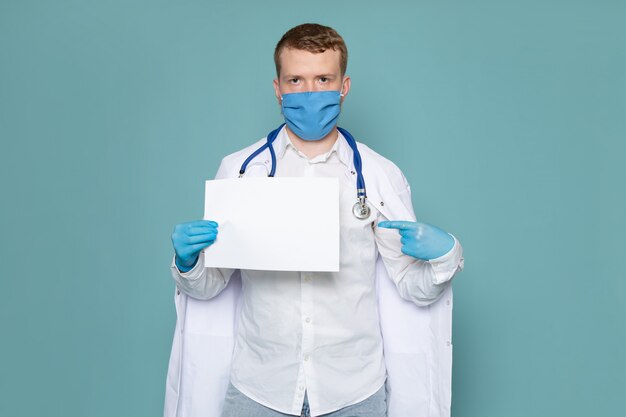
[171,220,219,272]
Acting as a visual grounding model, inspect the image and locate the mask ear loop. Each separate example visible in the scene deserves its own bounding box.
[277,81,285,105]
[337,80,345,135]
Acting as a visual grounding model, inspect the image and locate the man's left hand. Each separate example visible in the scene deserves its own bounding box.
[378,220,455,261]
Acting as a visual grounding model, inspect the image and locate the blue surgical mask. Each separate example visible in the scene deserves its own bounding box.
[280,86,345,141]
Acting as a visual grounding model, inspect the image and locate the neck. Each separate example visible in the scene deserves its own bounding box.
[285,126,339,159]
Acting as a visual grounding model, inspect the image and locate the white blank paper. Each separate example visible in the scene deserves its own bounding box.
[202,177,339,272]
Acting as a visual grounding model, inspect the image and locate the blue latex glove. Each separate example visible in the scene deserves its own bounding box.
[171,220,219,272]
[378,220,455,261]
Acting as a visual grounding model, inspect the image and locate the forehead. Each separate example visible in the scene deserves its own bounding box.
[279,47,342,77]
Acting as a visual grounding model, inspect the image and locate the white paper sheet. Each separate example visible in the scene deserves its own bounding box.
[202,177,339,272]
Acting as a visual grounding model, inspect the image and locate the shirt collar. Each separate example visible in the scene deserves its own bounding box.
[273,124,353,168]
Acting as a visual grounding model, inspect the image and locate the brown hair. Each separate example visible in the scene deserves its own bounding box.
[274,23,348,78]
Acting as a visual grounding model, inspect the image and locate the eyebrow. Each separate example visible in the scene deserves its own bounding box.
[282,74,337,79]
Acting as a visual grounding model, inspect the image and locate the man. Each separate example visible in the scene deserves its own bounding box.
[167,23,464,417]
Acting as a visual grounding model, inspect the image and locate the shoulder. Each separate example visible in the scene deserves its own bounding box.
[221,138,267,167]
[214,137,267,179]
[356,141,409,188]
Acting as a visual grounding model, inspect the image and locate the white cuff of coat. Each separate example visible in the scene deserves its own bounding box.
[427,234,464,285]
[171,253,205,281]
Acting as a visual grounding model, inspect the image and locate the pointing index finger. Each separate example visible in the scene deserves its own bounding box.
[377,220,417,230]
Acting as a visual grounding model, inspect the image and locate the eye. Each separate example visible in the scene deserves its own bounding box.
[289,78,300,84]
[319,77,328,83]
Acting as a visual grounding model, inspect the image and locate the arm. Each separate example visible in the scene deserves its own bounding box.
[169,158,239,300]
[170,251,236,301]
[375,216,464,306]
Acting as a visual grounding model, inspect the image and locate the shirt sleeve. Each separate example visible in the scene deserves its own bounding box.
[428,233,464,284]
[169,156,239,300]
[374,214,464,307]
[170,252,237,300]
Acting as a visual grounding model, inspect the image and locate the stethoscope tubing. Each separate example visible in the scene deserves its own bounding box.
[238,123,284,178]
[239,124,369,218]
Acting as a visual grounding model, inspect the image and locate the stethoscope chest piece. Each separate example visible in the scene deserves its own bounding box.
[352,199,371,219]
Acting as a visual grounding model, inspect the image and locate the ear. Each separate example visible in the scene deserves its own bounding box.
[340,76,351,104]
[273,78,282,105]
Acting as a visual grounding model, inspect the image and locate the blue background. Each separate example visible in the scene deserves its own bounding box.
[1,1,624,416]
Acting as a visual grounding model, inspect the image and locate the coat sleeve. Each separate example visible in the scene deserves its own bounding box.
[374,169,464,307]
[170,157,239,300]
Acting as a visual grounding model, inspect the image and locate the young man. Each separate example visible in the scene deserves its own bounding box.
[167,24,464,417]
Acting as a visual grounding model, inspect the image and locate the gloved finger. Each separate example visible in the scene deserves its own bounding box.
[377,220,417,230]
[187,240,216,254]
[400,235,409,245]
[186,220,218,229]
[185,232,217,245]
[174,220,217,236]
[398,228,416,238]
[186,225,219,236]
[400,245,418,258]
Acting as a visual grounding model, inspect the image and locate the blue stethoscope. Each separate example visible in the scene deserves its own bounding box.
[238,123,371,219]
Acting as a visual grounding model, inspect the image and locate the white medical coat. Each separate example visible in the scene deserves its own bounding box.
[163,135,463,417]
